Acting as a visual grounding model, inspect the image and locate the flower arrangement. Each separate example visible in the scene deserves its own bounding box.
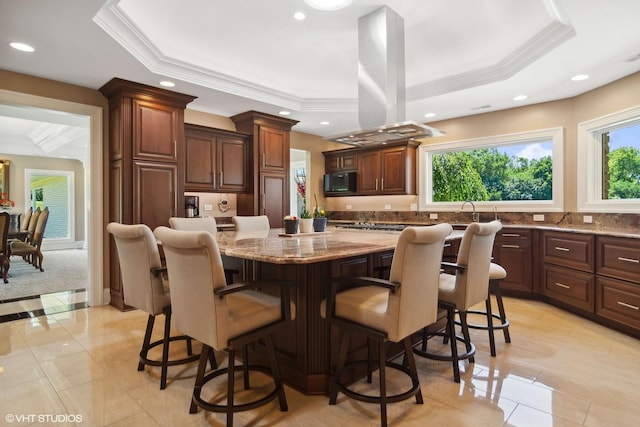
[0,192,14,209]
[295,175,312,218]
[313,193,326,218]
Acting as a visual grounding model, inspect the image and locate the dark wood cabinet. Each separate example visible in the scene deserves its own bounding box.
[101,78,195,310]
[323,141,418,196]
[541,230,595,315]
[184,124,248,193]
[595,236,640,334]
[493,228,533,295]
[325,152,357,173]
[231,111,298,228]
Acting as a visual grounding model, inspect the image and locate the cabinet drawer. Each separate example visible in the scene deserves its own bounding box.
[596,236,640,283]
[596,276,640,330]
[543,264,594,312]
[543,231,594,272]
[496,228,532,242]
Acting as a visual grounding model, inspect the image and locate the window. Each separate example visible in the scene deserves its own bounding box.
[418,127,564,212]
[578,106,640,212]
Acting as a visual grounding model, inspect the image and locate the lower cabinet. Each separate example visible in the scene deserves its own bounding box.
[493,228,532,295]
[595,235,640,334]
[543,264,595,312]
[596,276,640,331]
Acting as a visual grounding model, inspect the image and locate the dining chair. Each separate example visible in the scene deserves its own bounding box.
[232,215,270,231]
[154,226,295,427]
[414,220,502,383]
[321,223,453,427]
[106,222,204,389]
[0,212,10,283]
[10,207,49,271]
[19,207,33,236]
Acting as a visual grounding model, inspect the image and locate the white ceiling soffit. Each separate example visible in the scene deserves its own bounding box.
[93,0,575,114]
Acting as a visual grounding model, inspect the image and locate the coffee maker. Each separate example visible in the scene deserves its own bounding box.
[184,195,199,217]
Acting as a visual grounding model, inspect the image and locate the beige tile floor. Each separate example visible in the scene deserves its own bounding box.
[1,296,639,427]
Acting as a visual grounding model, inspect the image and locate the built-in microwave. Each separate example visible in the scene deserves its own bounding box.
[324,171,357,194]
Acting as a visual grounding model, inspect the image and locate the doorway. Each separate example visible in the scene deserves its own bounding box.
[0,89,103,306]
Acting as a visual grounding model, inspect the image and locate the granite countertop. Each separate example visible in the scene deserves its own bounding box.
[215,227,464,264]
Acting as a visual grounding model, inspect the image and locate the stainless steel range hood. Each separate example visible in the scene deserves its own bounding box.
[327,6,444,146]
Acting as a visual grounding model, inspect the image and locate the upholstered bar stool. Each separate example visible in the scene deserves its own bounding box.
[322,223,453,427]
[414,221,502,383]
[107,223,203,389]
[232,215,270,231]
[154,226,295,427]
[169,216,238,283]
[463,262,511,357]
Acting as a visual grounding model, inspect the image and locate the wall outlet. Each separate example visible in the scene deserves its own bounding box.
[204,204,213,211]
[346,204,352,210]
[533,214,544,221]
[384,204,392,210]
[410,203,418,211]
[583,215,593,224]
[429,213,438,220]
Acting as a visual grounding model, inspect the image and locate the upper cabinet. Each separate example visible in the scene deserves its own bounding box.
[323,141,419,196]
[325,151,357,173]
[184,124,248,193]
[230,111,298,228]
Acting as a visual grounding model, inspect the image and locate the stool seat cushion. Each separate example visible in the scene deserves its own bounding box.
[320,286,393,335]
[227,290,296,340]
[490,263,507,280]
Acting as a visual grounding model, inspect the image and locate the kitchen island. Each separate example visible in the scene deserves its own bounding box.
[215,227,463,395]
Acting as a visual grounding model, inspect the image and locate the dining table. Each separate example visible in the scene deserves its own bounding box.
[214,225,464,395]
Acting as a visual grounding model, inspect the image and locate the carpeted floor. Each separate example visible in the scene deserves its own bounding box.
[0,249,88,301]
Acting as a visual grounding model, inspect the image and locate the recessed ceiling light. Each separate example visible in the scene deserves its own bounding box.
[304,0,352,11]
[10,42,35,52]
[294,12,306,20]
[424,113,436,118]
[571,74,590,81]
[320,121,330,125]
[279,110,291,116]
[159,80,175,87]
[513,95,528,101]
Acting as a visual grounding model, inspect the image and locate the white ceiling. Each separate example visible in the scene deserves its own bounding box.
[1,0,640,160]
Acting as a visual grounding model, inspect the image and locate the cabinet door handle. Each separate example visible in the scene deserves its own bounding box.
[554,282,570,289]
[381,178,384,191]
[554,246,570,252]
[617,301,640,310]
[375,178,378,191]
[220,171,223,186]
[502,233,521,237]
[173,140,177,158]
[212,171,216,188]
[336,158,340,169]
[501,244,520,249]
[262,153,266,168]
[618,256,640,264]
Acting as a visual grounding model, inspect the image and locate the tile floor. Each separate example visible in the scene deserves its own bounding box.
[0,295,639,426]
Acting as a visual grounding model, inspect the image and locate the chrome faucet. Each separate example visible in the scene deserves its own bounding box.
[462,200,479,222]
[493,205,499,221]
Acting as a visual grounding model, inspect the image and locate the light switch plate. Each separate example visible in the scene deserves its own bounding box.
[533,214,544,221]
[583,215,593,223]
[346,204,352,210]
[384,204,392,210]
[204,204,213,211]
[429,213,438,220]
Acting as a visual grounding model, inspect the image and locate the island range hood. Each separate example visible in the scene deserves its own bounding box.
[326,6,444,146]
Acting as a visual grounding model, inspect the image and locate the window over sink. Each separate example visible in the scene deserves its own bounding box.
[418,127,564,212]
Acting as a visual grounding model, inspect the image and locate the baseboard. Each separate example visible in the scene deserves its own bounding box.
[41,240,85,251]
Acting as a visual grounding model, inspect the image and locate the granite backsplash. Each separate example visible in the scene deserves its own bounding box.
[327,211,640,235]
